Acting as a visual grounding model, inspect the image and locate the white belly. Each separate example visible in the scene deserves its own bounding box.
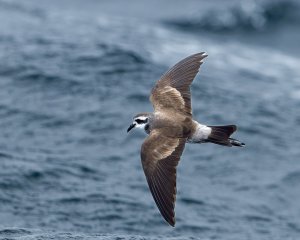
[187,122,212,143]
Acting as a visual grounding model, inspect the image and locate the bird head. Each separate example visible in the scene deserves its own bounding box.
[127,113,151,133]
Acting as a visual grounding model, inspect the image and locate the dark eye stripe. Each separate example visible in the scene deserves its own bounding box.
[136,119,147,124]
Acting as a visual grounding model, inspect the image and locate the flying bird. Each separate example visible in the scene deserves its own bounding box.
[127,52,244,227]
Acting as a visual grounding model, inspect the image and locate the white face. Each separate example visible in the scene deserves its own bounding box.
[127,116,149,132]
[133,116,148,129]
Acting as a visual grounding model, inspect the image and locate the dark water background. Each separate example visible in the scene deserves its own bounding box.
[0,0,300,239]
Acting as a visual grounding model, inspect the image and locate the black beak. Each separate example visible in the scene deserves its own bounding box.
[127,123,136,133]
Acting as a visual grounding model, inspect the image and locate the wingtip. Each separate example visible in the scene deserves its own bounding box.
[166,215,176,227]
[191,52,208,58]
[168,219,176,227]
[161,213,176,227]
[200,52,208,58]
[196,52,208,63]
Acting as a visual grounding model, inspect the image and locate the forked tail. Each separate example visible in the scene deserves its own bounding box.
[207,125,245,147]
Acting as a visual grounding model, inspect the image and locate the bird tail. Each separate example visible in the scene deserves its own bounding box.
[207,125,245,147]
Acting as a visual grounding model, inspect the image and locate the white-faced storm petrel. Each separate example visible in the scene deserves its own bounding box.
[127,53,245,226]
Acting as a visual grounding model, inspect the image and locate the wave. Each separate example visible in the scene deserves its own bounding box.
[0,229,199,240]
[0,228,32,235]
[165,0,299,33]
[0,0,46,19]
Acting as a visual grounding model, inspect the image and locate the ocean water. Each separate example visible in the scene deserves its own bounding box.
[0,0,300,239]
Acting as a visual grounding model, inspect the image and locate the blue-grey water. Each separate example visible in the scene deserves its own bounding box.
[0,0,300,239]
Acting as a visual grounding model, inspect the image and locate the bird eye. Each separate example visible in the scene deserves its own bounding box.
[136,119,147,124]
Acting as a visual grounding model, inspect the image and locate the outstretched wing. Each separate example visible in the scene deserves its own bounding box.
[150,52,207,116]
[141,130,186,226]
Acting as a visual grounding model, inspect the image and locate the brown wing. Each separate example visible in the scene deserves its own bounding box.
[141,130,186,226]
[150,52,208,116]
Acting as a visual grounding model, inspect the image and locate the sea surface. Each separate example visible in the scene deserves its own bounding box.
[0,0,300,239]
